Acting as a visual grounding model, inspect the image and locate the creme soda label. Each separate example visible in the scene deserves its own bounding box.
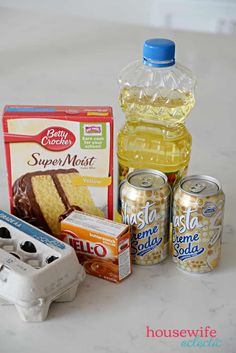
[172,186,225,273]
[122,199,168,265]
[172,207,205,261]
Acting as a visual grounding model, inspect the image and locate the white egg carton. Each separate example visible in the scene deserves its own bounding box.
[0,210,85,322]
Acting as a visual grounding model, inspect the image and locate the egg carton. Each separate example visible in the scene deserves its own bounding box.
[0,210,85,322]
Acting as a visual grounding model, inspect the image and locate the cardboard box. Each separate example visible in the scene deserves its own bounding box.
[2,105,113,237]
[61,211,131,283]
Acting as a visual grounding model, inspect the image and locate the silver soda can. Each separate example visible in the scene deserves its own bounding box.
[172,175,225,273]
[121,169,171,265]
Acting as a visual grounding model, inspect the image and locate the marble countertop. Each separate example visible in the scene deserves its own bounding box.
[0,6,235,353]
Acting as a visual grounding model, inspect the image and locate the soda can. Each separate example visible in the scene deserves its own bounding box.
[172,175,225,273]
[121,169,171,265]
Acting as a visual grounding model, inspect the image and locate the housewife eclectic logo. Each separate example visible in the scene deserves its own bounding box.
[146,326,222,348]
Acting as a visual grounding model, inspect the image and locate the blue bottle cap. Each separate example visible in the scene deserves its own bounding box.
[143,38,175,68]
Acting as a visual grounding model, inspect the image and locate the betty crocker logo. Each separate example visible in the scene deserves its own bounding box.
[4,126,76,151]
[40,126,76,151]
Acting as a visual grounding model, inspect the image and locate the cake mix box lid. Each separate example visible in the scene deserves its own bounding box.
[2,105,113,238]
[3,105,113,117]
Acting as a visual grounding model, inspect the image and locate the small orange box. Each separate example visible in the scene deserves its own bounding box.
[60,211,131,283]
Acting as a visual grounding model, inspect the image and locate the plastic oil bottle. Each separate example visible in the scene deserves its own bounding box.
[117,38,196,217]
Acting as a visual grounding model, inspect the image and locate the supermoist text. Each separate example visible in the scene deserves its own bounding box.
[28,153,96,168]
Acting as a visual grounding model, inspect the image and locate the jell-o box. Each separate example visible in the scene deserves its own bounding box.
[61,211,132,283]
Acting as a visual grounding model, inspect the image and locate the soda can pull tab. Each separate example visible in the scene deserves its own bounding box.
[189,183,206,193]
[140,177,152,188]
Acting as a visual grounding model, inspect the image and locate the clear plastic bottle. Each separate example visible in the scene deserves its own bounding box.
[117,38,196,216]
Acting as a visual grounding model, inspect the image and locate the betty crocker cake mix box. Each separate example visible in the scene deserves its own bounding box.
[2,105,113,238]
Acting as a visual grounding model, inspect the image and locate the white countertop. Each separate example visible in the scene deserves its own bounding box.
[0,6,235,353]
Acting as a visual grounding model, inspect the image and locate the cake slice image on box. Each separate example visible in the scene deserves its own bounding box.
[13,168,104,237]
